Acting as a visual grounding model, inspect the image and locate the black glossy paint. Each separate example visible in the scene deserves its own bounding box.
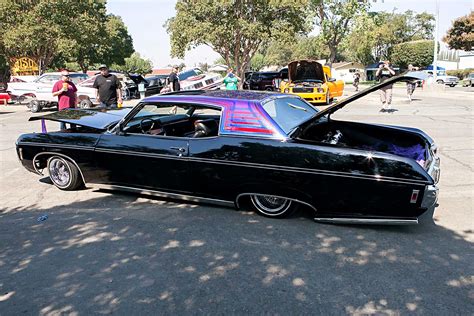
[17,86,437,221]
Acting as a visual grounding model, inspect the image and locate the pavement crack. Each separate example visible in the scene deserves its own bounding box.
[440,148,474,172]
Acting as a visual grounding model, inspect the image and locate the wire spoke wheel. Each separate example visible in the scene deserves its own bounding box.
[250,194,295,218]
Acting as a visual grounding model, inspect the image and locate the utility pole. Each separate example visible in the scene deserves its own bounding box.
[433,0,439,83]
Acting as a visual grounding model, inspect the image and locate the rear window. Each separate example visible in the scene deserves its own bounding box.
[261,97,317,134]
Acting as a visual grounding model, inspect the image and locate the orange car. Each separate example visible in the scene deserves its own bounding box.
[280,60,344,105]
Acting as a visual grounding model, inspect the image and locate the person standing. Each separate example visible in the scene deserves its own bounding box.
[93,64,122,108]
[406,64,419,102]
[223,68,240,90]
[168,65,181,92]
[375,60,396,112]
[52,69,77,130]
[353,71,361,92]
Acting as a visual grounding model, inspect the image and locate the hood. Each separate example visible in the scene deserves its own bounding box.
[288,60,325,83]
[297,72,428,129]
[29,108,131,130]
[128,74,147,85]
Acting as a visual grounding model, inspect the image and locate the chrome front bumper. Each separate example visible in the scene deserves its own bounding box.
[421,184,439,209]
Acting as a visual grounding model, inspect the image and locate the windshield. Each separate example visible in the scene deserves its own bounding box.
[261,97,317,134]
[179,69,203,81]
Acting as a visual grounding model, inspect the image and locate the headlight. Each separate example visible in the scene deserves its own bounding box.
[317,88,324,93]
[284,88,289,93]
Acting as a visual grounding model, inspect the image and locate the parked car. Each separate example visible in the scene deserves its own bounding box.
[160,68,223,93]
[462,73,474,87]
[16,74,439,224]
[424,70,459,87]
[243,71,281,91]
[7,72,96,112]
[280,60,345,105]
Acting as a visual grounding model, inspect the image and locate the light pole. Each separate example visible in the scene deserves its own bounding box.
[433,0,439,83]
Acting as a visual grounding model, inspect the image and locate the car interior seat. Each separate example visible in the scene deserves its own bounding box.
[193,119,218,138]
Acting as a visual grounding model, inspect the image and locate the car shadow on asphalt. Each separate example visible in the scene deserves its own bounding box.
[0,193,472,315]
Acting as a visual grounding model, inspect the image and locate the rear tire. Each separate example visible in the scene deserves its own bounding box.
[47,156,83,191]
[249,194,298,218]
[79,99,92,109]
[30,99,41,113]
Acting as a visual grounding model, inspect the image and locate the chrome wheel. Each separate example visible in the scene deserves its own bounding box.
[48,157,71,188]
[250,194,293,217]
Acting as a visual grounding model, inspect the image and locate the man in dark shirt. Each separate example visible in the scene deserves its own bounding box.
[168,66,180,92]
[93,64,122,108]
[375,60,396,113]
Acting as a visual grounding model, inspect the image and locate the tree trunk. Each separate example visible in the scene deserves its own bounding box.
[327,45,337,66]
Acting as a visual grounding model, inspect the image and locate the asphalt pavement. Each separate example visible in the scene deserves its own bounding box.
[0,84,473,315]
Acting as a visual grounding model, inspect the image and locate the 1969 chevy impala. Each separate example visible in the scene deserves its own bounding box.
[16,74,440,224]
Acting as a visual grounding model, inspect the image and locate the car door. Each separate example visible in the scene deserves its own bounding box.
[36,75,60,101]
[94,133,191,194]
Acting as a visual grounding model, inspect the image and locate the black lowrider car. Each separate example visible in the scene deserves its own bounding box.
[16,74,440,224]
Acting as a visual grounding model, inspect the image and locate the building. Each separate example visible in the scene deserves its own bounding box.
[332,62,366,82]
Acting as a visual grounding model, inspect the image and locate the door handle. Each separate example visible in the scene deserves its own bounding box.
[170,146,186,152]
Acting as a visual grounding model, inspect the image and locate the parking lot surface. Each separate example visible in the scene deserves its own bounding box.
[0,85,473,315]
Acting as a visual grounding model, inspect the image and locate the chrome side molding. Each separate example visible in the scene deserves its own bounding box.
[313,217,419,225]
[92,184,235,207]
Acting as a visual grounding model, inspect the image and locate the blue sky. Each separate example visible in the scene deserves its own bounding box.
[107,0,473,68]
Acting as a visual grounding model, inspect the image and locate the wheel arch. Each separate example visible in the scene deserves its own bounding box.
[32,152,86,185]
[235,192,317,213]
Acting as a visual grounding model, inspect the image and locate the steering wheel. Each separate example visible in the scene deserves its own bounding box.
[140,118,156,134]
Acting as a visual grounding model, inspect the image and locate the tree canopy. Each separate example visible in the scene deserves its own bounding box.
[112,52,153,74]
[0,0,134,73]
[390,40,434,69]
[167,0,311,82]
[443,12,474,51]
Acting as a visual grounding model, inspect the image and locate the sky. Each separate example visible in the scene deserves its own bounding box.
[107,0,473,69]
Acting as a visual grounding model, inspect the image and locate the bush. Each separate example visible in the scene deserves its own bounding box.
[390,40,434,69]
[446,68,474,79]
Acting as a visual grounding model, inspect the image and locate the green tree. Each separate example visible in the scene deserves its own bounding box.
[311,0,370,65]
[250,53,266,71]
[112,52,153,74]
[0,0,134,73]
[443,12,474,51]
[390,40,434,69]
[341,10,435,63]
[167,0,310,83]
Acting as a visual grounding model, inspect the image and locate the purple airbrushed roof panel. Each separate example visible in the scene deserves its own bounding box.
[143,91,288,139]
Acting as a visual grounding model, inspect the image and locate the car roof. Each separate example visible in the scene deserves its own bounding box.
[40,72,87,76]
[142,90,290,103]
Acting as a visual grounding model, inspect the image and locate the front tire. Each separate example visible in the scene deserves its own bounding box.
[436,80,444,84]
[30,99,41,113]
[47,156,83,190]
[250,194,297,218]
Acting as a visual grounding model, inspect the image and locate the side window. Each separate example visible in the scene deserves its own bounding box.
[123,103,221,138]
[38,75,58,83]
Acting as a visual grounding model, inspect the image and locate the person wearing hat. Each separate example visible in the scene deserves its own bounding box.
[93,64,122,108]
[168,65,181,92]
